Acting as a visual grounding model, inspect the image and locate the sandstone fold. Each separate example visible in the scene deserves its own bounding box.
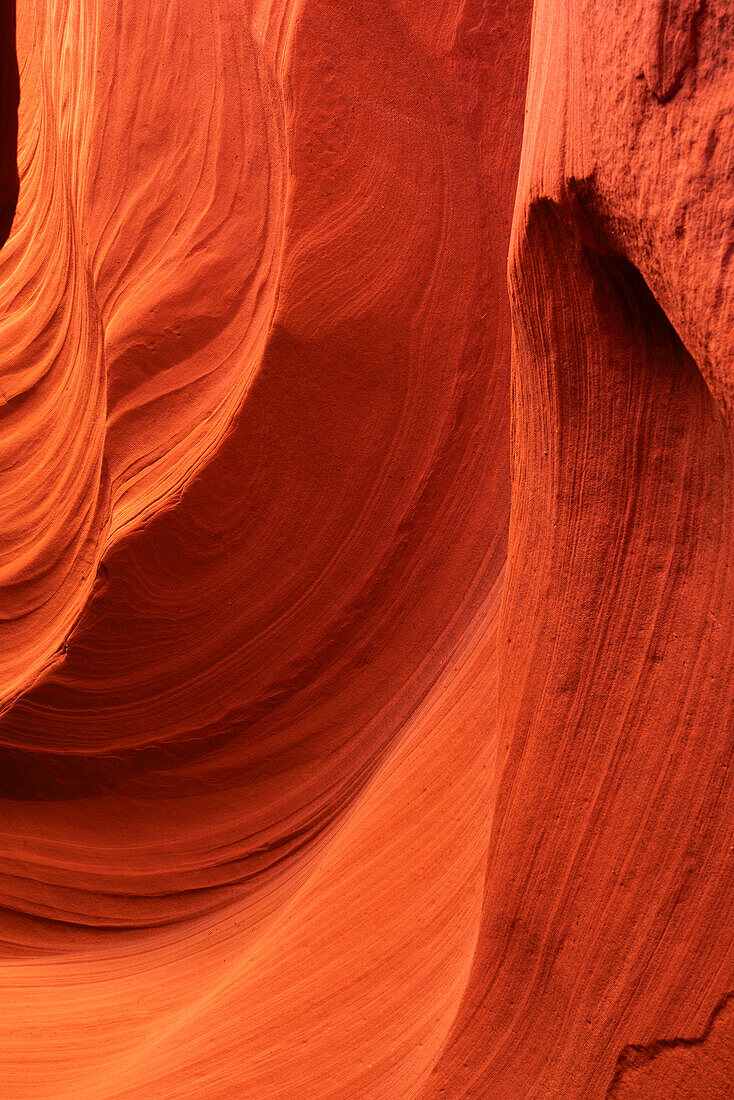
[0,0,732,1097]
[0,1,531,1096]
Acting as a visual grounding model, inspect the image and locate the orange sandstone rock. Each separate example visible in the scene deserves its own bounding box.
[0,0,732,1097]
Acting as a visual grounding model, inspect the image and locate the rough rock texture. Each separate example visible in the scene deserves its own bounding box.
[428,0,734,1096]
[0,0,731,1097]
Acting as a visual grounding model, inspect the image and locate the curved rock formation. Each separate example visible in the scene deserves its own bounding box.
[428,0,734,1095]
[0,0,529,1094]
[0,0,731,1096]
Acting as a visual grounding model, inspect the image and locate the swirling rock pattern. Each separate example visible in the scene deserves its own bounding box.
[0,0,731,1097]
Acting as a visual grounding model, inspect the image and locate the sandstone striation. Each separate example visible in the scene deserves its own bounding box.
[0,1,731,1097]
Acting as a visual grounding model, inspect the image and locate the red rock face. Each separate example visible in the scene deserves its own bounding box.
[0,0,731,1096]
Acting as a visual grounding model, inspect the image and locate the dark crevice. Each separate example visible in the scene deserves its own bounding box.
[0,2,17,248]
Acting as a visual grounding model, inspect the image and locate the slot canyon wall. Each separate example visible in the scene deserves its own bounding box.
[0,0,732,1097]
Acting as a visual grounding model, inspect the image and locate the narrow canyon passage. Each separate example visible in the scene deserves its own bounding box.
[0,0,732,1097]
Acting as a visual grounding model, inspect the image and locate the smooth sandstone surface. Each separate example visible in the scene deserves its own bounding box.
[0,0,731,1097]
